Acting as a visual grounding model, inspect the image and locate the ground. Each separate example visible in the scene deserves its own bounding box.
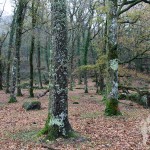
[0,79,150,150]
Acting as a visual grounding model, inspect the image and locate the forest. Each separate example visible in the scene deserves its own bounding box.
[0,0,150,149]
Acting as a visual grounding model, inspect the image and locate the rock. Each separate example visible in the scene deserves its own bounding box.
[73,102,79,104]
[22,101,41,111]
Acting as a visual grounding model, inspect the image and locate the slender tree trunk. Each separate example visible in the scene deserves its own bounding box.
[77,30,82,85]
[9,58,17,103]
[41,0,73,140]
[45,36,50,73]
[0,47,2,90]
[37,28,42,88]
[69,39,75,91]
[29,35,35,97]
[16,0,27,96]
[6,12,16,93]
[105,0,121,116]
[9,0,27,100]
[29,0,37,97]
[83,28,91,93]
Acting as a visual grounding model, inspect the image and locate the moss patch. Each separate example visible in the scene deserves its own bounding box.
[8,96,17,103]
[105,98,121,116]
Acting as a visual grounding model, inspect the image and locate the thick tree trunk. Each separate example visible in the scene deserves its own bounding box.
[105,0,121,116]
[42,0,72,140]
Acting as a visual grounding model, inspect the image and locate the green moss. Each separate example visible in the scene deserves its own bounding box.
[128,93,139,101]
[118,93,127,100]
[8,96,17,103]
[105,98,121,116]
[22,101,41,111]
[46,125,60,140]
[37,113,51,137]
[64,130,79,139]
[38,113,76,141]
[107,46,118,60]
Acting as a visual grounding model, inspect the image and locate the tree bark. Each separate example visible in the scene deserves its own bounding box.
[105,0,121,116]
[0,44,2,90]
[6,10,16,93]
[9,58,17,103]
[29,0,37,97]
[37,33,43,89]
[42,0,73,140]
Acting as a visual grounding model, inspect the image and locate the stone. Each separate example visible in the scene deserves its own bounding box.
[22,101,41,111]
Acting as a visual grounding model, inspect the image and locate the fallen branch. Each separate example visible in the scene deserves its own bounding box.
[37,89,49,99]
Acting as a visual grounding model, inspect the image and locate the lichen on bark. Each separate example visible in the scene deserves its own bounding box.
[105,0,121,116]
[39,0,73,140]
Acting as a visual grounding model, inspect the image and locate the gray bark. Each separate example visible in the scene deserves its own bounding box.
[105,0,121,116]
[45,0,72,139]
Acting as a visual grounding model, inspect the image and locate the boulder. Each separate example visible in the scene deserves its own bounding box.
[22,101,41,111]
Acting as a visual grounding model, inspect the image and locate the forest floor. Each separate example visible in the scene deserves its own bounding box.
[0,79,150,150]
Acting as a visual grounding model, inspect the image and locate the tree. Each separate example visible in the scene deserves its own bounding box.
[6,9,16,93]
[29,0,38,97]
[104,0,121,116]
[9,0,28,102]
[40,0,73,140]
[0,33,8,90]
[104,0,150,115]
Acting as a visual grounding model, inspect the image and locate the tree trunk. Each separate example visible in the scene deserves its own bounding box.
[6,11,16,93]
[105,0,121,116]
[41,0,73,140]
[37,29,43,89]
[0,46,2,90]
[83,28,91,93]
[9,58,17,103]
[77,30,82,85]
[29,0,37,97]
[29,35,35,97]
[16,0,27,96]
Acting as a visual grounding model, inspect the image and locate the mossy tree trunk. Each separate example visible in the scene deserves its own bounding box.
[9,0,27,101]
[42,0,72,140]
[9,58,17,103]
[105,0,121,116]
[0,32,8,90]
[37,2,43,89]
[69,30,75,91]
[77,31,82,85]
[83,27,91,93]
[0,43,2,90]
[6,10,16,93]
[29,0,38,97]
[15,0,27,96]
[37,28,43,89]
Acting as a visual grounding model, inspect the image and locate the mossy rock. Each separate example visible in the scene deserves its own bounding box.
[22,101,41,111]
[73,102,79,104]
[128,93,140,101]
[118,93,127,100]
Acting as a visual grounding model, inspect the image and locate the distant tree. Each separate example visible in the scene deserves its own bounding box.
[29,0,39,97]
[9,0,28,102]
[0,33,8,90]
[6,10,16,93]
